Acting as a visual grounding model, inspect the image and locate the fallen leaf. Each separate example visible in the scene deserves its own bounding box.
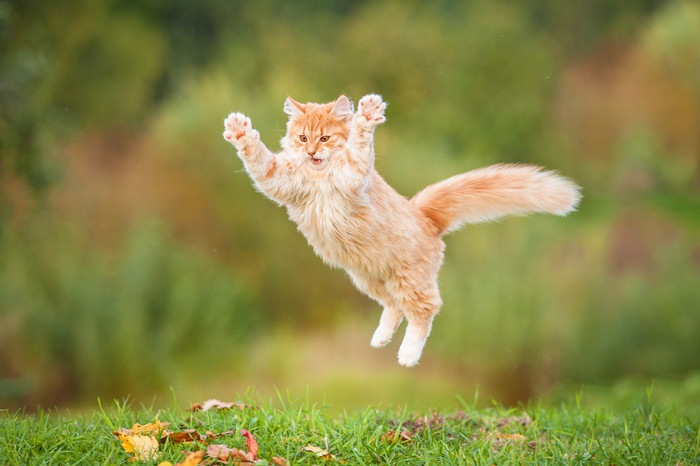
[204,428,237,441]
[117,432,160,461]
[159,427,236,446]
[157,450,204,466]
[302,445,336,460]
[164,429,202,444]
[206,444,253,462]
[272,457,290,466]
[381,429,413,443]
[114,419,177,461]
[493,433,527,442]
[113,416,265,464]
[190,399,251,412]
[178,450,205,466]
[240,429,258,460]
[129,420,171,435]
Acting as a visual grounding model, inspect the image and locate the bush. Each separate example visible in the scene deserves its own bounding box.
[0,218,257,408]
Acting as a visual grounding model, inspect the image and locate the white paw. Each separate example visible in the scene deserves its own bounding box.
[397,324,428,367]
[223,112,259,149]
[370,328,393,348]
[357,94,386,127]
[397,343,422,367]
[370,307,402,348]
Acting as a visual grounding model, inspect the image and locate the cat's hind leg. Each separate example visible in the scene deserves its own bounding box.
[348,273,402,348]
[391,281,442,367]
[370,306,403,348]
[398,316,434,367]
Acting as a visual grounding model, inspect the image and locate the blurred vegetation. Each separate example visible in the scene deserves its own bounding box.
[1,0,699,409]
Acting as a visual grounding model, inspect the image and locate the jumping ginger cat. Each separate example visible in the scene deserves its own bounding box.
[223,94,581,367]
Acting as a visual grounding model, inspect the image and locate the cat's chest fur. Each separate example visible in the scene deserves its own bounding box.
[284,170,426,281]
[286,180,370,269]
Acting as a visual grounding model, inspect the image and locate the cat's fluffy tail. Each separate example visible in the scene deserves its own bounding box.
[411,164,581,235]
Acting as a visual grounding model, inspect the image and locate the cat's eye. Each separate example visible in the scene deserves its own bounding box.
[319,136,330,142]
[299,135,308,142]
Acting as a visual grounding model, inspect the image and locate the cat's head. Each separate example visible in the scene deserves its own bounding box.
[281,95,354,170]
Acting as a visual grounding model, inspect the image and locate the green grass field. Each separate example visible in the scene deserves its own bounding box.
[2,383,698,465]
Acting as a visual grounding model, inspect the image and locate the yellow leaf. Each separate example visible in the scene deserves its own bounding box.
[130,419,170,435]
[177,450,204,466]
[118,432,160,461]
[157,450,203,466]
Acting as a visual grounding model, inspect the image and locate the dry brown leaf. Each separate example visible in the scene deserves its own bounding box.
[381,429,413,443]
[190,399,251,412]
[206,443,254,462]
[272,457,290,466]
[204,429,259,462]
[160,427,236,446]
[302,444,337,460]
[164,429,202,444]
[204,428,237,441]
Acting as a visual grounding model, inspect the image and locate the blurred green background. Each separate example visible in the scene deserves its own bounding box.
[1,0,699,411]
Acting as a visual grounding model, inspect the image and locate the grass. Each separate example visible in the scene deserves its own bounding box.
[1,384,698,465]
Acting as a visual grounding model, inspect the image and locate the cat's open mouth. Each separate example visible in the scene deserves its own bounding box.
[310,156,327,168]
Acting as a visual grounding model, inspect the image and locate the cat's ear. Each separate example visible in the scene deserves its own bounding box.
[283,97,305,117]
[331,95,354,120]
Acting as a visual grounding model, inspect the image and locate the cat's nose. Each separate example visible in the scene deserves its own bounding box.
[306,149,316,156]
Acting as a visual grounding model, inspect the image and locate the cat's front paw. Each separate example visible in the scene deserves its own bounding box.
[356,94,386,127]
[223,112,260,150]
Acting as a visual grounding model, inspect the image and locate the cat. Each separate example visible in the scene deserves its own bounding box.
[223,94,581,367]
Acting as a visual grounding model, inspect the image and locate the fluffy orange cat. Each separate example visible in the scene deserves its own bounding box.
[223,94,580,367]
